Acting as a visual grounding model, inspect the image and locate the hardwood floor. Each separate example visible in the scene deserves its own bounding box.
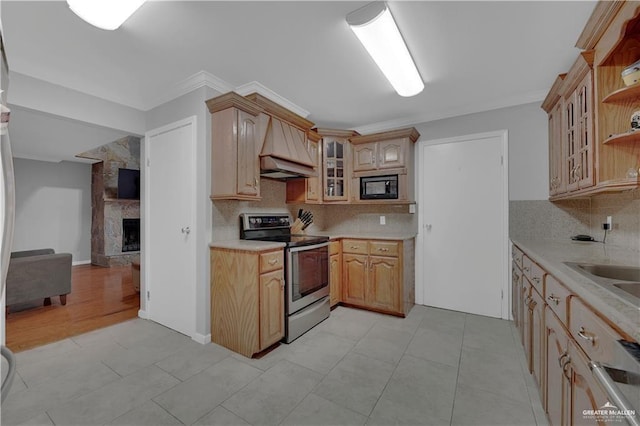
[6,264,140,352]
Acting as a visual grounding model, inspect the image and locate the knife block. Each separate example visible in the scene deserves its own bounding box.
[291,219,305,235]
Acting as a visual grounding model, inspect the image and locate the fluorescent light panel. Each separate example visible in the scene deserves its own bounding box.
[347,2,423,97]
[67,0,146,31]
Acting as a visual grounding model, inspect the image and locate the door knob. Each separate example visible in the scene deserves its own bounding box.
[181,227,191,235]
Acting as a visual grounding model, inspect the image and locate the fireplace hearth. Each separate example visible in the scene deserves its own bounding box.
[122,219,140,252]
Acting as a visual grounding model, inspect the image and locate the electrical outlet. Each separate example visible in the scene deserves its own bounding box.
[380,215,386,225]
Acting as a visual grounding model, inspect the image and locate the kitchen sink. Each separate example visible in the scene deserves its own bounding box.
[613,282,640,299]
[575,264,640,282]
[564,262,640,305]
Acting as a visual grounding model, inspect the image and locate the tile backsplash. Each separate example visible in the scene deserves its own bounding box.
[212,179,418,241]
[510,189,640,252]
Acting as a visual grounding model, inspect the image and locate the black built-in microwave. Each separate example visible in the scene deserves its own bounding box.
[360,174,398,200]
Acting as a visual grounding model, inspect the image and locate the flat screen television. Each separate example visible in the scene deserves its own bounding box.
[117,168,140,200]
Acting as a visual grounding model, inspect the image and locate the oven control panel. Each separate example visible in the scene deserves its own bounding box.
[241,214,291,230]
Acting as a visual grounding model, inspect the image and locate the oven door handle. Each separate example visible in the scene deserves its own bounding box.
[287,242,329,253]
[589,361,640,426]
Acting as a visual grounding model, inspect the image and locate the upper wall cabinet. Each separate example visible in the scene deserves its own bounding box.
[543,1,640,200]
[317,128,360,203]
[207,92,266,201]
[350,128,419,174]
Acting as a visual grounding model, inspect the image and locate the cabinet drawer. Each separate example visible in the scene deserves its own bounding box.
[545,274,572,326]
[329,240,341,256]
[260,251,284,273]
[570,297,622,363]
[512,245,524,270]
[523,256,545,296]
[369,241,399,257]
[342,239,368,255]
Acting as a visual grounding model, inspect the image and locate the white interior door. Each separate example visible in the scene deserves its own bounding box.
[417,131,508,319]
[144,117,196,337]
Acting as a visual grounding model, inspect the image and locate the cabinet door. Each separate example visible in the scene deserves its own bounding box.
[353,143,377,172]
[237,110,260,197]
[569,341,610,426]
[306,137,322,202]
[565,93,580,192]
[545,308,570,426]
[549,101,566,196]
[367,255,400,312]
[512,263,522,328]
[342,253,367,305]
[378,140,406,169]
[575,73,594,190]
[523,283,533,370]
[531,288,545,391]
[259,269,284,350]
[324,138,349,201]
[329,253,342,307]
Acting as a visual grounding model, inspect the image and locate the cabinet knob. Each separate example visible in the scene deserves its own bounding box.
[268,259,279,265]
[577,326,595,344]
[547,295,560,305]
[378,248,388,252]
[532,276,541,284]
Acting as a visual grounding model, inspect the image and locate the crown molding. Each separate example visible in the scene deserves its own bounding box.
[146,70,234,110]
[235,81,310,119]
[353,89,548,135]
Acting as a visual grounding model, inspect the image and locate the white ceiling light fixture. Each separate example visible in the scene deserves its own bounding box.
[67,0,146,31]
[347,2,424,97]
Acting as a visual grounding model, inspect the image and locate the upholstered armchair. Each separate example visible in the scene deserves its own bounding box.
[6,249,72,308]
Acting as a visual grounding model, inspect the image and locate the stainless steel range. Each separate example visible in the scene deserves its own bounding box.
[240,213,330,343]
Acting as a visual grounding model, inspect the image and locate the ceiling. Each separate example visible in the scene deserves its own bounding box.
[2,1,596,162]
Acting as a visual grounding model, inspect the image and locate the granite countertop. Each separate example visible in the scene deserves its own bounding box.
[314,232,417,241]
[209,240,285,251]
[511,238,640,342]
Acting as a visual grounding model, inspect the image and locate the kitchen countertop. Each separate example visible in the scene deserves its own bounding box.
[209,240,285,251]
[511,238,640,342]
[314,232,417,241]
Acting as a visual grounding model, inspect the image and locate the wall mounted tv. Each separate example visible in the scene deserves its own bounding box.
[117,168,140,200]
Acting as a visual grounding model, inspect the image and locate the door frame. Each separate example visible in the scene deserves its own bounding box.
[140,116,198,335]
[415,129,510,319]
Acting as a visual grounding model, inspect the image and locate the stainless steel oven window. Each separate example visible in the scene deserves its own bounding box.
[286,242,329,314]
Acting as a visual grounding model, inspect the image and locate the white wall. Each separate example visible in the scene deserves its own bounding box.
[145,85,218,341]
[13,158,91,263]
[414,102,548,201]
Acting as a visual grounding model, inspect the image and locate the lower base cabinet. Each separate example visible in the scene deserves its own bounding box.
[513,243,636,426]
[329,240,342,307]
[341,238,414,316]
[210,247,284,357]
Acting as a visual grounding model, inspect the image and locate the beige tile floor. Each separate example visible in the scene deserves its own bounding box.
[1,305,548,426]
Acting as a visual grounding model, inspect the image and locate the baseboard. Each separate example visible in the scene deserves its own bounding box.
[137,309,148,319]
[192,333,211,345]
[72,260,92,266]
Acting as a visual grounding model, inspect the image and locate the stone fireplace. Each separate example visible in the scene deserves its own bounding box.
[77,136,141,267]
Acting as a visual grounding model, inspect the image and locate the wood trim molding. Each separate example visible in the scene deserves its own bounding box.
[541,74,567,113]
[235,81,311,119]
[314,128,360,138]
[244,92,314,130]
[307,129,322,142]
[205,92,263,115]
[561,51,595,96]
[576,1,626,50]
[350,127,420,145]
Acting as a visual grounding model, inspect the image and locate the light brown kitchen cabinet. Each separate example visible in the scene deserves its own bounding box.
[315,128,359,202]
[543,2,640,199]
[259,269,285,349]
[350,128,418,173]
[341,238,413,316]
[207,92,266,201]
[329,240,342,307]
[210,247,284,357]
[568,340,611,426]
[512,241,638,426]
[545,306,571,426]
